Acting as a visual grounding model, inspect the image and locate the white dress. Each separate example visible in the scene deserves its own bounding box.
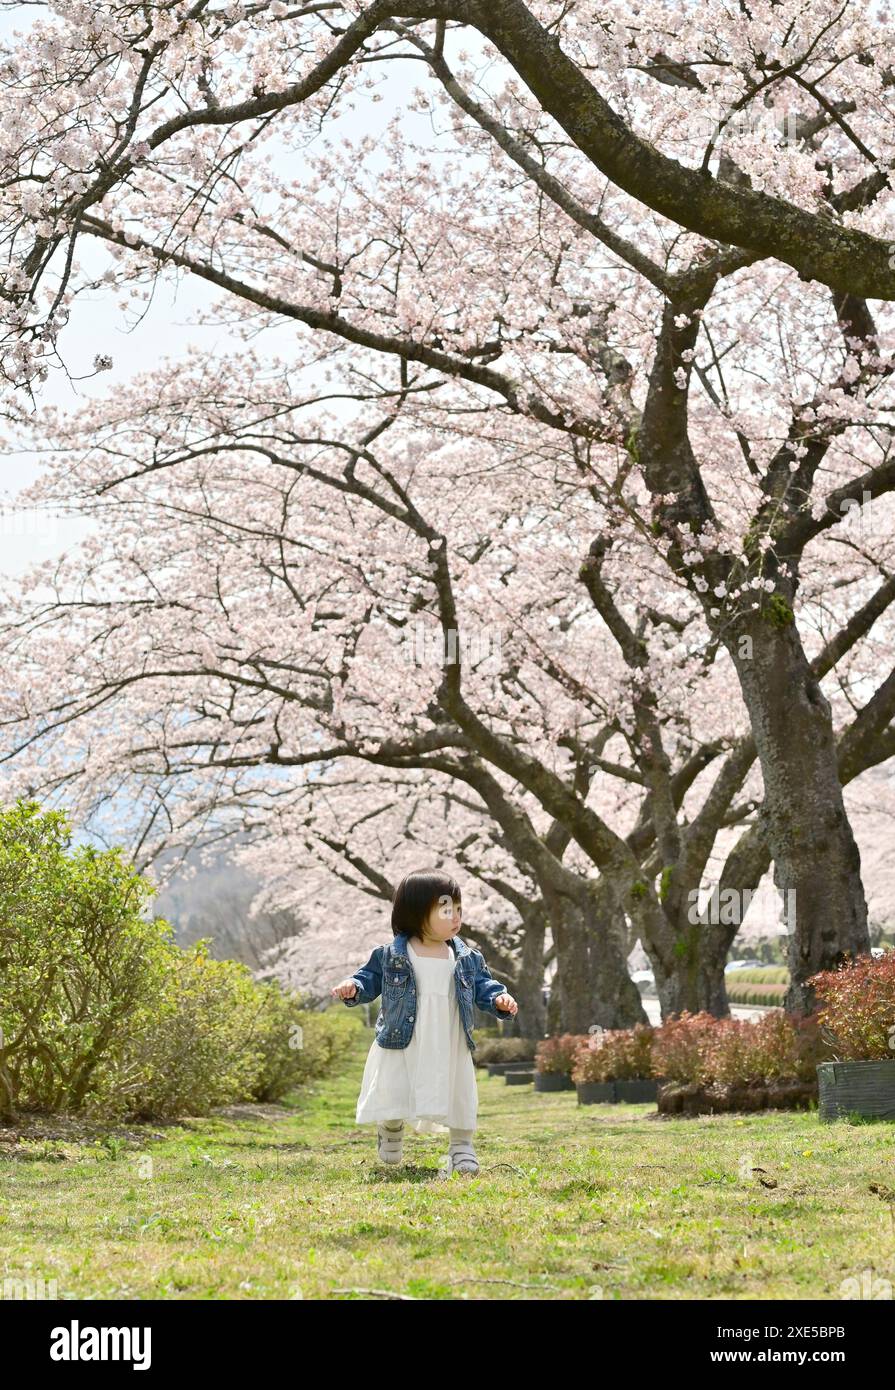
[355,940,478,1134]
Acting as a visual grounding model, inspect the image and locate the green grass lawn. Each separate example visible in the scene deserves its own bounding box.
[2,1018,895,1300]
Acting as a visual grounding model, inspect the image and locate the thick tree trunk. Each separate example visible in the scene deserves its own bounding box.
[587,898,649,1030]
[650,920,731,1019]
[485,905,546,1040]
[545,884,647,1032]
[729,619,869,1011]
[546,968,563,1035]
[513,905,547,1040]
[546,888,592,1033]
[0,1054,16,1121]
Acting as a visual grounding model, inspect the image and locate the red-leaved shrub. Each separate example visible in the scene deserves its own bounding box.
[535,1033,589,1076]
[649,1011,720,1084]
[652,1009,826,1085]
[810,953,895,1061]
[701,1010,824,1084]
[537,1009,829,1092]
[571,1024,655,1083]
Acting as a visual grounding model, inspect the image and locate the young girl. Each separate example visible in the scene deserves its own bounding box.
[331,870,518,1176]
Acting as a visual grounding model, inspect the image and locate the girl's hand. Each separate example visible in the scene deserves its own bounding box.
[332,979,358,999]
[494,992,518,1016]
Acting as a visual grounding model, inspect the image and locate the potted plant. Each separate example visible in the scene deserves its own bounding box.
[811,954,895,1121]
[533,1034,584,1092]
[650,1011,721,1113]
[652,1010,822,1115]
[472,1037,535,1074]
[572,1024,657,1104]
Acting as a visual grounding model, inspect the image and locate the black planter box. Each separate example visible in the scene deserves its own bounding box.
[505,1069,534,1085]
[818,1060,895,1122]
[576,1079,656,1105]
[576,1081,616,1104]
[534,1071,575,1092]
[484,1061,534,1076]
[614,1078,658,1103]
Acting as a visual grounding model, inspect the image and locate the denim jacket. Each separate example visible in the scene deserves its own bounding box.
[341,932,510,1054]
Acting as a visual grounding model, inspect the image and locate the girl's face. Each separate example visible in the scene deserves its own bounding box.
[421,894,461,942]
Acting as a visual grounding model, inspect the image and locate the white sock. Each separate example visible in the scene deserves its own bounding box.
[377,1120,404,1161]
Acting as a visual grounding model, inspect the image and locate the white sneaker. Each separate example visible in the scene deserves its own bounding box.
[376,1121,404,1165]
[442,1139,479,1176]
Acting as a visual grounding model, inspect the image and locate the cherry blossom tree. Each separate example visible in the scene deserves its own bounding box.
[1,0,894,1013]
[2,344,894,1019]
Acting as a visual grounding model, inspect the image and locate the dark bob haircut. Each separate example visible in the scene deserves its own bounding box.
[391,870,462,940]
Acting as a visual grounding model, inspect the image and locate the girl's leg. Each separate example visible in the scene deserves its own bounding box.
[377,1119,404,1165]
[446,1127,479,1175]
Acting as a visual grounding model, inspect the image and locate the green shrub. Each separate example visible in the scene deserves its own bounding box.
[726,983,788,1006]
[99,942,266,1120]
[0,803,173,1118]
[0,800,358,1121]
[92,966,359,1120]
[472,1036,535,1065]
[728,967,789,985]
[250,998,357,1102]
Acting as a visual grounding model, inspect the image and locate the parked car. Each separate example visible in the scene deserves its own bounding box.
[724,958,765,972]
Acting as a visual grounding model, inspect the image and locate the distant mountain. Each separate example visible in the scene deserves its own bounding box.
[152,851,307,971]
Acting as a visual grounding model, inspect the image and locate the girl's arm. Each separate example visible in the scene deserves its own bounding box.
[470,949,513,1016]
[341,945,384,1006]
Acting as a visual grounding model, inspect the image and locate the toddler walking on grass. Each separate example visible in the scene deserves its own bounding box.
[331,869,518,1176]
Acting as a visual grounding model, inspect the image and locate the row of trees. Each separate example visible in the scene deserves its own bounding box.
[0,0,894,1028]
